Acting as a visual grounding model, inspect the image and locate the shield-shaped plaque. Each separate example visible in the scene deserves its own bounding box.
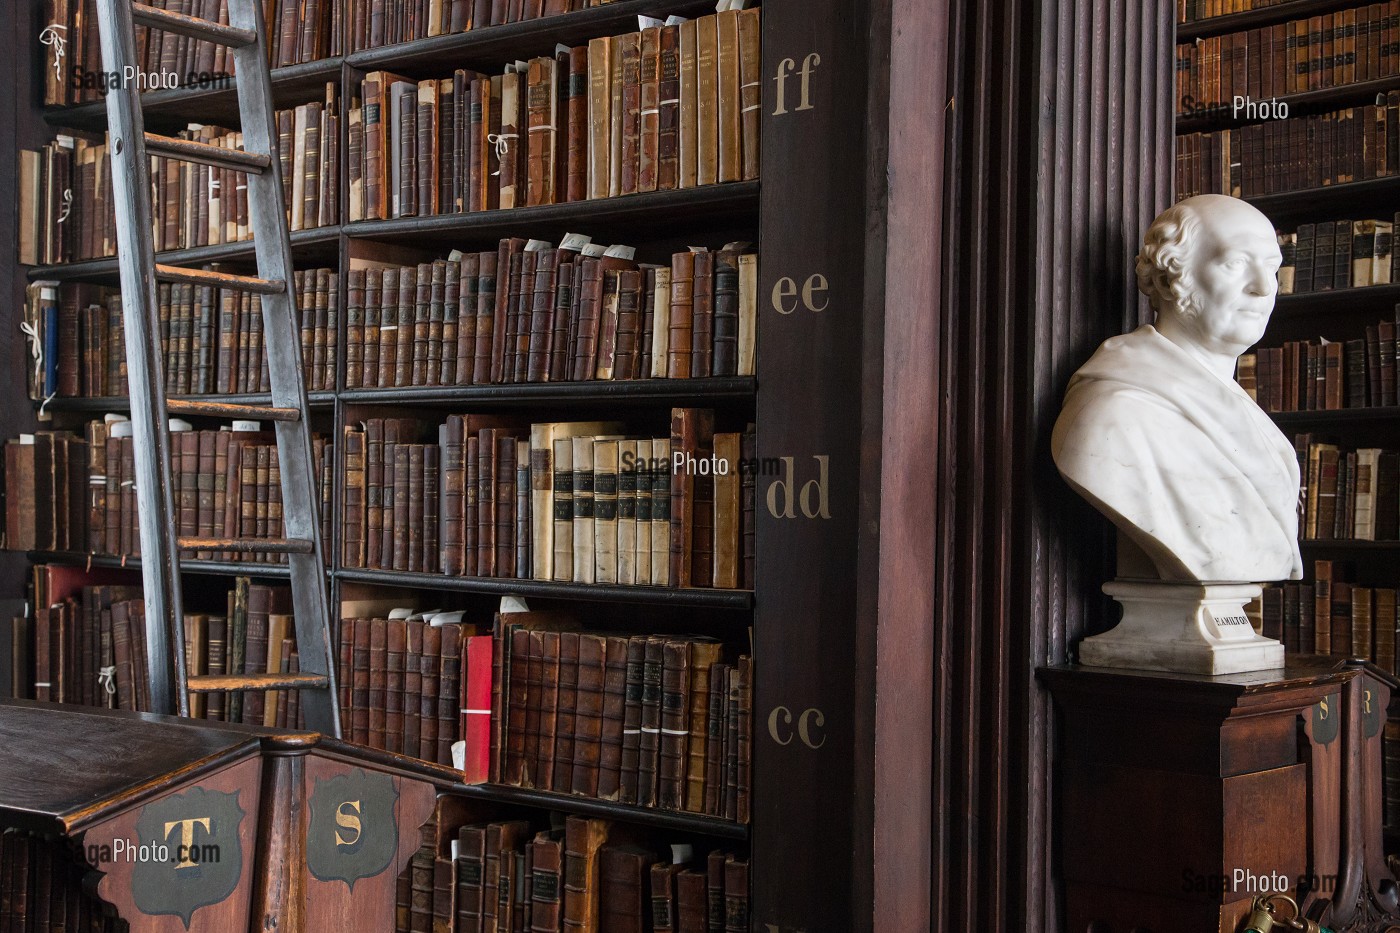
[130,787,245,928]
[1311,693,1340,746]
[306,767,400,890]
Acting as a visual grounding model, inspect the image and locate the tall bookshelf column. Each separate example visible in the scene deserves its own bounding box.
[754,0,868,929]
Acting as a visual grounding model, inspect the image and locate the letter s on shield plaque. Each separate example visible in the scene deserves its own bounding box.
[131,787,245,927]
[307,768,399,889]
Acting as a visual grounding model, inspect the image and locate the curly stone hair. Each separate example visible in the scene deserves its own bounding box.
[1135,200,1204,320]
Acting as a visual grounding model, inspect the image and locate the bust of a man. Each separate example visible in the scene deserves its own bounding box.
[1051,194,1303,584]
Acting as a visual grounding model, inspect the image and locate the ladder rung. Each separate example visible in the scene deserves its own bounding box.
[166,399,301,422]
[154,265,285,295]
[144,133,270,173]
[177,536,315,554]
[130,3,258,49]
[187,673,331,693]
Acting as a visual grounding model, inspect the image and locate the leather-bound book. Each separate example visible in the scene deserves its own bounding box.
[469,77,487,213]
[737,9,760,180]
[715,11,742,184]
[676,869,708,933]
[402,620,424,757]
[529,832,564,933]
[650,861,683,933]
[613,270,644,380]
[551,438,575,581]
[593,440,620,584]
[360,268,382,388]
[367,617,388,748]
[678,19,699,188]
[565,633,606,796]
[723,662,742,820]
[495,435,517,578]
[499,68,523,210]
[433,852,455,933]
[690,251,715,378]
[395,265,418,388]
[454,254,480,385]
[736,655,752,822]
[477,429,499,576]
[492,239,527,384]
[527,57,560,206]
[561,817,610,933]
[682,641,723,813]
[637,26,662,193]
[711,433,741,588]
[439,625,464,764]
[704,662,728,816]
[566,46,589,201]
[473,250,499,385]
[706,850,727,933]
[392,444,412,571]
[376,267,399,389]
[617,440,639,585]
[506,627,533,783]
[527,248,559,383]
[617,32,643,196]
[571,436,597,584]
[549,260,576,381]
[534,630,564,788]
[600,845,654,933]
[510,248,538,383]
[667,252,695,378]
[722,858,748,933]
[587,38,612,200]
[385,619,407,754]
[4,439,36,552]
[615,636,646,803]
[419,623,443,762]
[572,258,605,381]
[710,250,740,377]
[651,438,672,585]
[458,824,489,933]
[551,631,581,792]
[484,821,531,933]
[740,429,756,588]
[442,417,467,575]
[636,636,666,807]
[658,639,692,810]
[695,16,719,186]
[441,257,461,384]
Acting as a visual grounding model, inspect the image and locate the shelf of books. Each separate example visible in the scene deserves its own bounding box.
[1177,0,1400,858]
[4,0,867,929]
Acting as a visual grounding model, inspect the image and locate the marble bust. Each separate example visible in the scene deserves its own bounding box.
[1052,194,1303,585]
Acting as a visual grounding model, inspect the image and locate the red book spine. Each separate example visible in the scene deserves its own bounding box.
[462,633,493,782]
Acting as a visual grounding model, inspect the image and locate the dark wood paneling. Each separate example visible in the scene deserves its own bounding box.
[753,0,868,928]
[928,0,1175,929]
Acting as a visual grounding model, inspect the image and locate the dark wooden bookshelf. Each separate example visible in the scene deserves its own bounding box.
[41,56,345,134]
[26,551,303,579]
[1245,175,1400,223]
[26,226,342,283]
[344,180,760,247]
[335,567,754,609]
[1272,282,1400,318]
[338,376,756,407]
[1176,75,1400,134]
[1269,406,1400,426]
[451,782,750,839]
[37,391,338,413]
[346,0,720,72]
[1299,538,1400,549]
[1176,0,1376,42]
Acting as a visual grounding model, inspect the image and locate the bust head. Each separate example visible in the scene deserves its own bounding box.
[1135,194,1282,359]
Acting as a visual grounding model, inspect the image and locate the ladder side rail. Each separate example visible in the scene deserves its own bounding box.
[93,0,188,716]
[227,0,340,736]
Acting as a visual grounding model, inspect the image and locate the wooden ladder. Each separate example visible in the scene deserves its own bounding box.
[91,0,340,735]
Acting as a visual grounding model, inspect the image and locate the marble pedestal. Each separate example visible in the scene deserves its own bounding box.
[1079,580,1285,676]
